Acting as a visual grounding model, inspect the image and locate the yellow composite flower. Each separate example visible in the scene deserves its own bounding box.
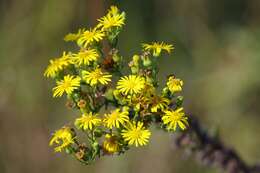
[64,29,85,42]
[49,126,74,152]
[102,134,120,154]
[72,48,99,66]
[167,76,184,93]
[52,75,81,97]
[108,5,120,15]
[116,75,145,95]
[74,112,101,130]
[121,121,151,147]
[150,95,170,113]
[77,28,105,47]
[162,108,188,131]
[44,52,73,78]
[103,109,129,129]
[97,6,125,30]
[82,68,112,86]
[142,42,174,57]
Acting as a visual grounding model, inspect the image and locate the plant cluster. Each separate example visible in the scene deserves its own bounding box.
[44,6,188,164]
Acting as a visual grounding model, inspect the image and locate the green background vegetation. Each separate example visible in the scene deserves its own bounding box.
[0,0,260,172]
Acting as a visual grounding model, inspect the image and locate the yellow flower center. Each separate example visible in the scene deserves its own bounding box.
[127,80,137,89]
[110,111,120,120]
[131,129,142,139]
[85,31,94,39]
[62,81,71,88]
[82,116,93,122]
[91,69,103,79]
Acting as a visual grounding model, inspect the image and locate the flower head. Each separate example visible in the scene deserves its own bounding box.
[142,42,174,57]
[44,52,73,78]
[64,29,85,42]
[103,109,129,129]
[102,134,120,154]
[162,108,188,131]
[82,68,112,86]
[150,95,170,113]
[108,5,120,15]
[167,76,183,93]
[74,112,101,130]
[77,28,104,47]
[121,121,151,147]
[52,75,81,97]
[72,48,99,66]
[116,75,145,95]
[97,6,125,30]
[49,126,74,152]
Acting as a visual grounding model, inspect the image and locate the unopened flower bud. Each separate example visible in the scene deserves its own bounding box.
[132,55,140,65]
[131,66,139,74]
[142,57,152,67]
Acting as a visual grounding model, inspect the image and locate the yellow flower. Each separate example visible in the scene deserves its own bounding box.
[64,29,85,42]
[52,75,81,97]
[108,5,120,15]
[82,68,112,86]
[44,52,73,78]
[49,126,74,152]
[97,6,125,30]
[142,42,174,57]
[162,108,188,131]
[150,95,170,113]
[72,48,99,66]
[116,75,145,95]
[102,134,120,154]
[74,112,101,130]
[103,109,129,129]
[121,121,151,147]
[167,76,183,93]
[77,28,105,47]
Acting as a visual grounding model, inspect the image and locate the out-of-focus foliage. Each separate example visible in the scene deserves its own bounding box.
[0,0,260,173]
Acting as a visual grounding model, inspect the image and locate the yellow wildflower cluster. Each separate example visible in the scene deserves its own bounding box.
[45,5,188,165]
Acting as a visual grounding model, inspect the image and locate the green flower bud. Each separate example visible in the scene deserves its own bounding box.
[105,89,114,101]
[94,128,103,138]
[132,55,140,65]
[176,96,184,107]
[162,87,169,97]
[65,146,74,154]
[131,66,139,74]
[112,54,120,62]
[142,57,152,67]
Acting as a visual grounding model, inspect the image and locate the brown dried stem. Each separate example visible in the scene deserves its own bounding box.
[171,115,260,173]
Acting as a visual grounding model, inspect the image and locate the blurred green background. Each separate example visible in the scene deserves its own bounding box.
[1,0,260,173]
